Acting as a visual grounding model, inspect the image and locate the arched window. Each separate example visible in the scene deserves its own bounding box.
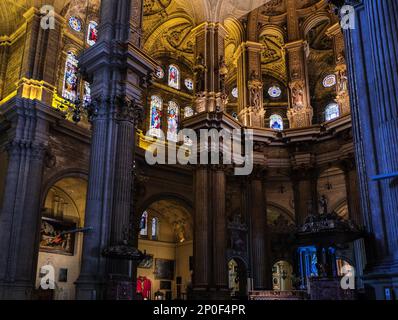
[151,217,159,240]
[270,114,283,131]
[86,21,98,46]
[168,65,180,89]
[83,81,91,107]
[139,212,148,237]
[62,51,79,102]
[325,103,340,121]
[167,101,179,142]
[149,95,163,137]
[184,106,194,118]
[232,87,238,98]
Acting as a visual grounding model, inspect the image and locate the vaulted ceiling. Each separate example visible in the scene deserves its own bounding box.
[0,0,100,36]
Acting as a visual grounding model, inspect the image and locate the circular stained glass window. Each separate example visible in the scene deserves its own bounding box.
[232,87,238,98]
[155,67,164,79]
[323,74,337,88]
[68,16,82,32]
[268,86,282,98]
[185,79,194,91]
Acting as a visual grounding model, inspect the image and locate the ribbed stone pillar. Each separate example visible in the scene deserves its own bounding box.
[75,0,155,300]
[249,168,270,290]
[341,0,398,298]
[193,166,210,294]
[0,100,49,299]
[212,167,228,291]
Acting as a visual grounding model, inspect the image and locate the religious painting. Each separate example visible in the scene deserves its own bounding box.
[87,21,98,46]
[149,96,162,137]
[39,217,76,256]
[154,259,175,280]
[62,52,79,102]
[138,254,154,269]
[167,101,179,142]
[270,114,283,131]
[168,65,180,89]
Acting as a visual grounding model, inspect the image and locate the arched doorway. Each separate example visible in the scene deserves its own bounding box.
[228,258,247,299]
[272,261,293,291]
[137,198,193,300]
[35,177,87,300]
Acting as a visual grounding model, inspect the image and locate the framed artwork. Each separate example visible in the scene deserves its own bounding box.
[138,254,154,269]
[59,268,68,283]
[160,281,172,290]
[154,259,175,280]
[39,217,76,256]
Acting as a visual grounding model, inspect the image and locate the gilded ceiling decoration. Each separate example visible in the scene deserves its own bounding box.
[143,0,172,17]
[259,32,287,83]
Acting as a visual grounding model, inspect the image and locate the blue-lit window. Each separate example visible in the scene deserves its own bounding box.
[325,103,340,121]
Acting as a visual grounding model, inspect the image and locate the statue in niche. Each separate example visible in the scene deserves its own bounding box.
[291,83,304,108]
[319,195,328,216]
[230,230,245,252]
[338,69,348,92]
[194,54,206,93]
[248,70,262,110]
[173,220,187,243]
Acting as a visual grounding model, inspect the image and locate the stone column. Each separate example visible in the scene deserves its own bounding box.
[326,23,350,115]
[292,168,318,225]
[249,168,271,290]
[235,42,264,127]
[341,158,362,225]
[212,167,228,292]
[75,0,155,300]
[193,22,228,114]
[0,100,49,299]
[192,166,210,295]
[338,0,398,298]
[285,0,313,128]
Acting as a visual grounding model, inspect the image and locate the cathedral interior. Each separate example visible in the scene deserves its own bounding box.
[0,0,397,301]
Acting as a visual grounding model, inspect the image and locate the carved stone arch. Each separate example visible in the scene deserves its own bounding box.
[267,202,295,224]
[136,192,194,219]
[301,11,331,38]
[41,168,89,206]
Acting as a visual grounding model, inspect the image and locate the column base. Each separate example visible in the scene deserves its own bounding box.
[105,274,135,300]
[189,287,231,300]
[363,258,398,300]
[75,274,106,300]
[0,280,34,300]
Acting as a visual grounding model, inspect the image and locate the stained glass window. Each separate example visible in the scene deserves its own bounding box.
[185,79,194,91]
[149,95,163,137]
[268,86,282,98]
[167,101,179,142]
[83,81,91,107]
[184,106,194,118]
[62,51,79,102]
[270,114,283,131]
[323,74,337,88]
[155,67,164,79]
[87,21,98,46]
[140,212,148,237]
[232,87,238,98]
[68,16,82,32]
[151,218,158,240]
[325,103,340,121]
[168,65,180,89]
